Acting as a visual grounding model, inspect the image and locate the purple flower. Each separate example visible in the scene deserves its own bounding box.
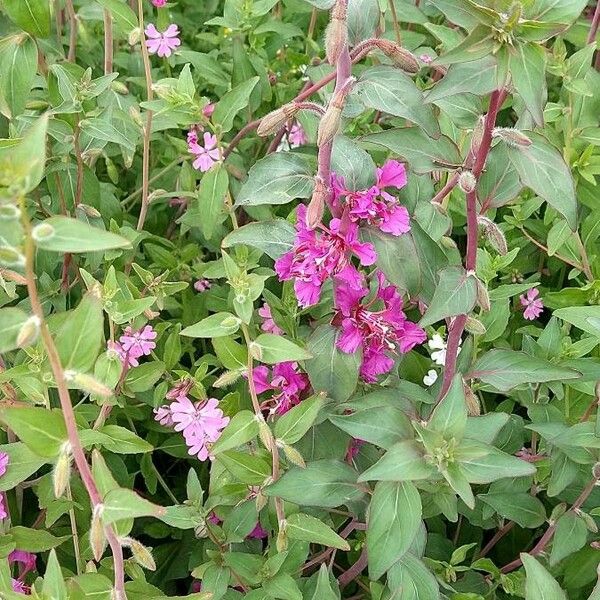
[0,452,9,520]
[11,579,29,594]
[345,438,364,463]
[520,288,544,320]
[151,0,167,6]
[248,522,269,539]
[334,271,426,382]
[332,160,410,237]
[170,397,229,461]
[166,378,194,400]
[258,303,283,335]
[288,122,307,147]
[145,24,181,58]
[275,205,377,307]
[189,132,220,172]
[252,362,309,415]
[203,103,215,118]
[9,549,36,595]
[193,278,211,293]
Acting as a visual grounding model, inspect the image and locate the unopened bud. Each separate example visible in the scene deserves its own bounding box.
[53,443,72,498]
[492,127,532,147]
[440,236,457,250]
[325,1,348,65]
[17,315,41,347]
[128,27,141,46]
[471,116,486,156]
[26,100,50,110]
[32,222,55,243]
[478,215,508,255]
[111,81,129,95]
[276,520,288,552]
[85,561,97,573]
[465,316,486,336]
[463,382,480,416]
[257,103,299,137]
[593,462,600,480]
[376,40,420,73]
[128,106,144,129]
[90,504,106,562]
[122,537,156,571]
[317,105,342,147]
[249,342,262,362]
[579,510,598,533]
[458,171,476,194]
[255,490,268,512]
[258,416,273,451]
[77,204,102,218]
[213,370,243,388]
[0,245,25,267]
[64,370,113,397]
[305,177,329,229]
[476,278,491,312]
[282,443,306,468]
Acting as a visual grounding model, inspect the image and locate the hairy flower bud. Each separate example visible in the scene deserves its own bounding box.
[471,116,486,157]
[476,278,491,312]
[53,442,72,498]
[478,215,508,255]
[90,504,106,562]
[305,177,329,229]
[276,520,288,552]
[463,382,481,416]
[213,370,243,388]
[17,315,41,348]
[257,103,299,137]
[257,415,273,451]
[0,245,25,267]
[458,171,476,194]
[492,127,532,147]
[325,0,348,65]
[317,105,342,147]
[122,537,156,571]
[64,370,113,397]
[282,443,306,468]
[376,40,420,73]
[465,316,487,336]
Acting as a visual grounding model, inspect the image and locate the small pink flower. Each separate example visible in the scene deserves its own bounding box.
[145,24,181,58]
[151,0,167,6]
[0,451,8,521]
[11,579,29,594]
[9,551,36,576]
[120,325,157,358]
[187,129,199,146]
[154,405,174,427]
[258,303,283,335]
[252,362,309,415]
[166,377,194,400]
[189,132,220,172]
[419,54,433,64]
[203,103,215,118]
[345,438,364,463]
[194,278,211,292]
[520,288,544,320]
[107,340,138,368]
[288,122,307,147]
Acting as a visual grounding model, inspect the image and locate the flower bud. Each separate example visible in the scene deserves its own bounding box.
[77,203,102,218]
[255,490,268,512]
[463,382,480,416]
[476,278,491,312]
[305,177,329,230]
[128,27,141,46]
[257,103,299,137]
[440,236,457,250]
[90,504,106,562]
[122,537,156,571]
[325,0,348,65]
[492,127,532,147]
[0,245,25,267]
[257,416,273,451]
[111,81,129,95]
[213,370,243,388]
[458,171,476,194]
[593,462,600,480]
[465,316,487,336]
[317,105,342,147]
[376,40,420,73]
[276,520,288,552]
[17,315,41,348]
[471,116,486,156]
[25,100,50,110]
[64,370,113,397]
[282,443,306,468]
[478,215,508,256]
[578,509,598,533]
[53,443,72,498]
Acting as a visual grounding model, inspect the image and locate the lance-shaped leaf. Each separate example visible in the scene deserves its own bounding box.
[286,513,350,550]
[428,375,467,439]
[0,34,37,119]
[222,220,295,260]
[509,42,547,127]
[479,493,546,528]
[388,553,440,600]
[181,312,241,338]
[331,135,377,192]
[274,394,325,445]
[554,306,600,338]
[0,442,46,491]
[211,411,260,454]
[251,334,312,364]
[358,440,436,482]
[0,308,29,353]
[213,77,259,132]
[102,488,165,524]
[196,164,229,241]
[2,0,51,37]
[521,553,567,600]
[549,512,588,565]
[310,565,338,600]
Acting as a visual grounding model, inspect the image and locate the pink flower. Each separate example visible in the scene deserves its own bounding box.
[203,103,215,118]
[151,0,167,6]
[248,522,268,539]
[187,129,199,146]
[9,550,35,595]
[332,160,410,237]
[11,580,29,594]
[520,287,544,320]
[288,123,307,147]
[154,405,174,427]
[170,397,229,461]
[120,325,157,357]
[334,271,426,382]
[419,54,433,64]
[0,451,9,520]
[194,278,211,292]
[252,362,309,415]
[107,340,138,368]
[166,378,194,400]
[189,132,220,172]
[145,24,181,58]
[275,205,377,307]
[258,303,283,335]
[345,438,364,463]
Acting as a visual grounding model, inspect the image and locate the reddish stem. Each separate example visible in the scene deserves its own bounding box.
[588,1,600,44]
[338,547,368,588]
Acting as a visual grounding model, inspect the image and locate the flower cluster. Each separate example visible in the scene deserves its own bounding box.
[145,24,181,58]
[334,271,426,382]
[252,362,310,415]
[108,325,157,368]
[275,205,376,307]
[154,384,229,460]
[332,160,410,236]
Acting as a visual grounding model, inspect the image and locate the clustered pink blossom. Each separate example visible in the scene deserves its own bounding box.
[154,385,229,461]
[109,325,157,368]
[145,24,181,58]
[520,287,544,320]
[275,205,376,307]
[258,303,283,335]
[287,122,307,147]
[252,362,309,415]
[332,159,410,236]
[151,0,167,6]
[194,278,212,292]
[9,549,36,594]
[188,132,220,172]
[334,271,426,382]
[0,451,9,520]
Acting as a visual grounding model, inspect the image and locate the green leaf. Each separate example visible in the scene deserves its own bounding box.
[469,349,581,391]
[358,440,436,482]
[0,34,37,118]
[80,115,136,152]
[367,481,422,579]
[554,306,600,338]
[310,565,338,600]
[429,0,484,28]
[223,501,258,542]
[1,0,50,37]
[388,553,440,600]
[222,220,295,260]
[0,442,46,491]
[213,336,247,370]
[458,444,536,483]
[507,132,577,230]
[217,450,271,485]
[252,334,311,364]
[0,407,67,458]
[33,216,131,253]
[95,425,153,454]
[509,43,547,127]
[96,0,138,32]
[362,128,462,173]
[305,325,360,402]
[549,512,588,565]
[8,526,69,552]
[521,553,567,600]
[211,411,260,454]
[263,573,302,600]
[213,77,259,133]
[331,135,377,192]
[0,308,29,353]
[428,375,467,439]
[265,460,363,508]
[347,0,379,44]
[479,493,546,528]
[274,394,324,445]
[286,513,350,550]
[524,0,587,25]
[42,550,68,600]
[101,488,165,524]
[234,153,315,207]
[354,66,440,138]
[435,24,496,65]
[420,267,477,327]
[181,312,241,338]
[196,164,229,240]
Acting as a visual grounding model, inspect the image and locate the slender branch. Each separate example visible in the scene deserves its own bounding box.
[121,157,182,207]
[103,9,114,75]
[518,226,585,273]
[66,481,82,574]
[19,199,126,596]
[387,0,402,44]
[338,547,368,588]
[588,1,600,45]
[73,120,84,208]
[431,172,459,206]
[477,521,515,559]
[64,0,77,61]
[136,0,155,231]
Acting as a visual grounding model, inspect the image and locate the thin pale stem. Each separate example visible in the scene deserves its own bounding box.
[387,0,402,44]
[66,481,82,574]
[103,9,114,74]
[64,0,77,61]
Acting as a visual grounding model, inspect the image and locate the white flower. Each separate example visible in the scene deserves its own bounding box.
[423,369,438,387]
[427,333,460,366]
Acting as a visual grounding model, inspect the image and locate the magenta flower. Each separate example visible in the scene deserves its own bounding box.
[332,159,410,237]
[288,123,307,147]
[9,549,36,595]
[151,0,167,6]
[203,103,215,118]
[145,24,181,58]
[189,132,220,172]
[334,271,426,382]
[194,278,211,292]
[258,303,283,335]
[170,397,229,461]
[520,288,544,320]
[11,580,29,594]
[248,522,269,539]
[252,362,309,415]
[345,438,364,463]
[0,452,9,520]
[275,205,377,307]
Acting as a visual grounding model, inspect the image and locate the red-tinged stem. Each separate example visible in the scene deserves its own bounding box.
[477,521,515,559]
[338,547,368,588]
[588,1,600,45]
[104,9,114,75]
[438,90,505,399]
[431,172,459,205]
